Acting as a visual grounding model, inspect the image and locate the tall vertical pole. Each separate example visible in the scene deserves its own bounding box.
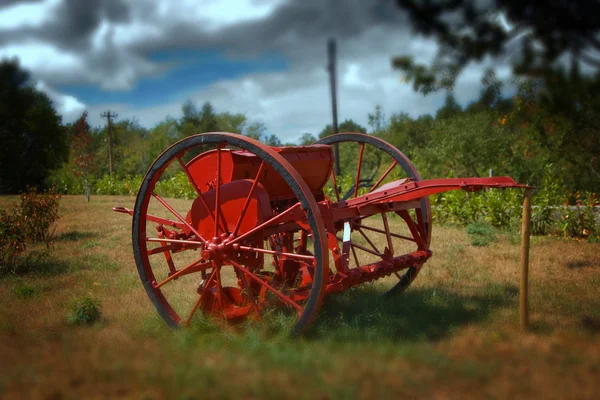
[101,111,118,179]
[327,38,340,176]
[520,188,533,331]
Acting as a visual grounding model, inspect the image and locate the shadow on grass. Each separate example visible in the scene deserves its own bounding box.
[56,231,99,242]
[305,283,519,342]
[7,251,72,277]
[566,259,594,269]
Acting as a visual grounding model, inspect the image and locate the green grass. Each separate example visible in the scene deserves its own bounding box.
[0,195,599,399]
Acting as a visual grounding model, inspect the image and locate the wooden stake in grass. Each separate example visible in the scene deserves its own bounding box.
[520,188,533,331]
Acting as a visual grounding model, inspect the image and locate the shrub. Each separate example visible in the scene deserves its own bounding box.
[0,208,27,273]
[531,165,565,235]
[484,188,520,228]
[67,296,102,325]
[466,221,496,246]
[18,186,61,246]
[559,191,600,238]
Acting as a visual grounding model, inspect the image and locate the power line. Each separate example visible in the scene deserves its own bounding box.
[101,110,118,179]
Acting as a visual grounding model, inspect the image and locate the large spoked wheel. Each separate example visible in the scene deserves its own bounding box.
[133,133,329,335]
[316,132,431,296]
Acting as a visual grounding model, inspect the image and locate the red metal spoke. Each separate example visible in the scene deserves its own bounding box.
[336,236,382,257]
[330,170,340,202]
[356,227,381,254]
[145,214,184,229]
[399,210,425,249]
[354,143,365,198]
[158,230,177,275]
[232,161,266,237]
[229,203,301,245]
[113,206,184,229]
[177,156,203,196]
[154,257,210,289]
[214,145,224,237]
[381,213,394,255]
[151,192,207,243]
[356,223,416,242]
[147,243,180,255]
[370,159,398,192]
[184,268,218,326]
[237,245,316,262]
[146,237,204,246]
[176,156,223,231]
[351,244,360,267]
[350,242,382,257]
[230,260,303,312]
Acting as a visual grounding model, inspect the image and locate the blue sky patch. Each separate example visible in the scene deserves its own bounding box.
[57,49,287,107]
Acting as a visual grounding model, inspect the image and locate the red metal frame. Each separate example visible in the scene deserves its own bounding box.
[114,132,528,333]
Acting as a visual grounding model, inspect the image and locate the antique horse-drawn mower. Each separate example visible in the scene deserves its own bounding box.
[113,132,526,334]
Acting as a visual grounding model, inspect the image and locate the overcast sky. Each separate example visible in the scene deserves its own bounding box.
[0,0,512,143]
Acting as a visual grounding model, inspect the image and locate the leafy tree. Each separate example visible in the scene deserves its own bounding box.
[386,112,434,158]
[299,133,317,145]
[264,134,282,147]
[368,104,387,134]
[71,111,94,201]
[148,117,179,162]
[393,0,600,93]
[436,92,462,120]
[245,121,267,141]
[509,67,600,192]
[414,111,519,180]
[178,100,220,137]
[111,118,150,177]
[198,102,220,133]
[0,59,69,193]
[216,112,246,133]
[181,99,200,126]
[318,119,367,139]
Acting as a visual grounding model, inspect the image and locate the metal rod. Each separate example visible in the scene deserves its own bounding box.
[520,188,533,331]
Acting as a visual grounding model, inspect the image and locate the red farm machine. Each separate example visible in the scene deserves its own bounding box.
[113,132,527,334]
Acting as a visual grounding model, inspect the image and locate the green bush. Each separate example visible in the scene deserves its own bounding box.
[466,221,496,246]
[47,167,83,195]
[484,188,520,228]
[0,208,27,274]
[18,187,61,246]
[531,165,565,235]
[67,296,102,325]
[558,191,599,238]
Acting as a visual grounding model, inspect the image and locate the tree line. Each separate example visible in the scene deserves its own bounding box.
[0,58,598,197]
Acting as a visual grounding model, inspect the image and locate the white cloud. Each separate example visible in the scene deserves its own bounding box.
[0,42,82,73]
[0,0,60,29]
[177,0,287,31]
[35,80,86,122]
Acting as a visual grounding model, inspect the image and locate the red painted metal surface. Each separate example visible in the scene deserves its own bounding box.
[186,145,333,200]
[114,131,528,333]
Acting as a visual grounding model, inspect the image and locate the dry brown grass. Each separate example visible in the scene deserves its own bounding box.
[0,195,599,399]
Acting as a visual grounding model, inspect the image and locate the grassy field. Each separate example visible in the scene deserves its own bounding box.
[1,195,599,399]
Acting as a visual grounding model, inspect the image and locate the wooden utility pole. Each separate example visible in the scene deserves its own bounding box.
[101,110,118,179]
[520,188,533,330]
[327,38,340,176]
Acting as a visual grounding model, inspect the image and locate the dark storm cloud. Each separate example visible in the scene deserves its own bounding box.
[0,0,41,7]
[1,0,408,88]
[131,0,406,56]
[0,0,131,49]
